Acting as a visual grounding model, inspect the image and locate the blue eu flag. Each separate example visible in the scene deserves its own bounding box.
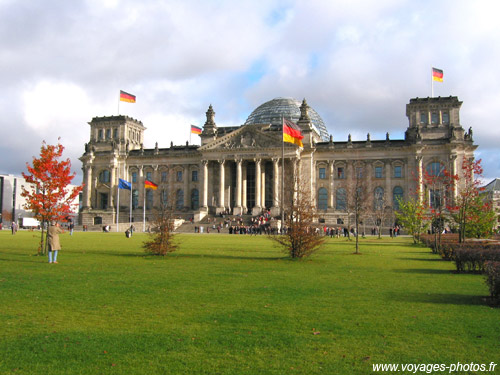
[118,178,132,190]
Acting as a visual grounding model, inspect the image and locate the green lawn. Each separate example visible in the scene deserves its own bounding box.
[0,231,498,374]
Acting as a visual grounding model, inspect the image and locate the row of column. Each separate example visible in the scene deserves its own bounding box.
[201,158,283,215]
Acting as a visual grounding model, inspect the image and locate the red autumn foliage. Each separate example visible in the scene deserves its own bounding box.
[21,141,83,254]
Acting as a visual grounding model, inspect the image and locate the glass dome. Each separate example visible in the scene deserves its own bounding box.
[244,97,329,141]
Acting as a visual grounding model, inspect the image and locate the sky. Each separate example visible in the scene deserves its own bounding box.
[2,0,500,184]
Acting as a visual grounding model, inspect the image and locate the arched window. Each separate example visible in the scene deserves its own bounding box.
[176,189,184,210]
[99,170,110,183]
[146,189,153,210]
[393,186,404,210]
[426,162,445,176]
[191,189,199,210]
[374,187,384,210]
[336,188,347,210]
[318,188,328,210]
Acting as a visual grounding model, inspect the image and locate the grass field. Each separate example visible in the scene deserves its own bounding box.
[0,231,498,374]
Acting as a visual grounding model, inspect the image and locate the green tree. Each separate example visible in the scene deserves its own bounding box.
[395,195,429,244]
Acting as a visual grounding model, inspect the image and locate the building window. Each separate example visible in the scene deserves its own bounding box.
[176,189,184,210]
[161,171,168,182]
[146,171,152,181]
[430,189,443,209]
[192,170,198,182]
[375,166,383,178]
[146,189,153,210]
[427,162,444,176]
[420,113,428,124]
[106,129,111,139]
[191,189,199,210]
[161,189,168,206]
[132,189,139,209]
[132,172,137,183]
[394,165,402,178]
[99,170,110,183]
[442,112,449,124]
[374,187,384,210]
[336,188,347,210]
[319,168,326,180]
[318,188,328,210]
[393,186,404,210]
[99,193,109,209]
[98,129,103,140]
[113,128,118,139]
[337,167,345,179]
[431,112,439,125]
[177,171,183,182]
[356,167,363,179]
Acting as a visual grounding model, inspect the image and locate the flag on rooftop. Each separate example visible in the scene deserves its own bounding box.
[120,90,136,103]
[191,125,202,134]
[432,67,443,82]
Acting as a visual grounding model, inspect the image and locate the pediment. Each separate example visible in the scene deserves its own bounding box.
[199,124,283,151]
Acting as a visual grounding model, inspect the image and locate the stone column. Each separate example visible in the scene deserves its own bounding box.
[242,163,247,214]
[416,156,423,202]
[218,159,225,212]
[329,160,335,208]
[83,165,92,208]
[385,160,391,208]
[234,158,243,215]
[450,154,458,201]
[184,165,190,209]
[253,159,261,215]
[261,161,266,209]
[202,160,208,208]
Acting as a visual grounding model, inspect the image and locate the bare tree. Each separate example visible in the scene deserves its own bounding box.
[271,160,325,259]
[142,186,178,256]
[368,187,390,239]
[346,165,369,254]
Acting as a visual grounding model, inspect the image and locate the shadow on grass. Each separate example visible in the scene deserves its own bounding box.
[390,291,485,306]
[97,251,287,261]
[398,257,444,262]
[393,268,452,275]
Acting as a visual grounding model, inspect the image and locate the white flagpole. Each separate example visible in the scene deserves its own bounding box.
[118,91,120,115]
[143,185,146,232]
[431,67,434,98]
[281,116,285,230]
[116,183,120,232]
[129,181,132,228]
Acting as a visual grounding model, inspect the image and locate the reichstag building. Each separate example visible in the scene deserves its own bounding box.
[79,96,476,228]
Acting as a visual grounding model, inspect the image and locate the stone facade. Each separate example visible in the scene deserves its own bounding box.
[79,96,476,230]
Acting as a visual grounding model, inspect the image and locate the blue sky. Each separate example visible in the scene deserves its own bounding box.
[1,0,500,183]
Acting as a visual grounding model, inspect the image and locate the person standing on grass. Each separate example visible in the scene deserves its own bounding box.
[47,222,63,264]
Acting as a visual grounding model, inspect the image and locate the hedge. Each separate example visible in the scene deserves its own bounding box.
[484,261,500,301]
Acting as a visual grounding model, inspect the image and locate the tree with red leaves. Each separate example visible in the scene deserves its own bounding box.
[448,157,495,242]
[21,141,83,255]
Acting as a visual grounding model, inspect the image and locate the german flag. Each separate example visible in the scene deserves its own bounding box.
[120,90,136,103]
[283,119,304,147]
[191,125,202,134]
[144,180,158,190]
[432,68,443,82]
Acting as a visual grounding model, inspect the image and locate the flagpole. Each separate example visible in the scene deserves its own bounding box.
[281,116,285,232]
[118,91,120,115]
[116,182,120,232]
[431,67,434,98]
[143,184,146,232]
[129,181,132,228]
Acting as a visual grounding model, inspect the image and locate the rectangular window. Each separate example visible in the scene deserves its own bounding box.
[161,171,167,182]
[356,167,363,179]
[98,129,103,139]
[319,167,326,179]
[177,171,183,182]
[375,166,383,178]
[106,129,111,139]
[113,128,118,139]
[146,172,152,181]
[337,167,345,179]
[442,112,449,124]
[420,113,428,124]
[192,170,198,182]
[132,172,137,183]
[394,166,402,178]
[431,112,439,125]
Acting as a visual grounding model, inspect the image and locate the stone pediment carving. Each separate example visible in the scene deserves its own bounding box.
[199,124,282,151]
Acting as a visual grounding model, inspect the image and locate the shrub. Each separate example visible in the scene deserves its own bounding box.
[484,261,500,301]
[454,247,500,273]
